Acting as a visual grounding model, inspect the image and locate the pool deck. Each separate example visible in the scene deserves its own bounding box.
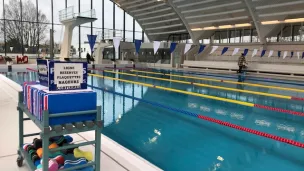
[0,74,163,171]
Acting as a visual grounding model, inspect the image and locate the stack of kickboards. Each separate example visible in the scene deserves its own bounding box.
[23,82,97,126]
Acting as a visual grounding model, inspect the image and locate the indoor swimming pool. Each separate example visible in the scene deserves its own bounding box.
[3,69,304,171]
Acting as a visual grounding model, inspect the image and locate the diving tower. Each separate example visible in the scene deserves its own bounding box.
[59,6,97,61]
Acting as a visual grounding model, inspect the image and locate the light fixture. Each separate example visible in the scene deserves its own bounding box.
[191,28,203,31]
[235,23,251,27]
[260,18,304,25]
[203,26,217,30]
[191,23,252,31]
[284,18,304,23]
[219,25,233,29]
[261,20,280,25]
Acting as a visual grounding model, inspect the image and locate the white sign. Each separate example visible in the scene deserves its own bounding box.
[10,47,13,51]
[25,48,28,52]
[54,63,83,90]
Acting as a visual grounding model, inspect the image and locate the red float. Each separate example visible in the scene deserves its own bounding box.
[254,104,304,117]
[291,96,304,101]
[197,114,304,148]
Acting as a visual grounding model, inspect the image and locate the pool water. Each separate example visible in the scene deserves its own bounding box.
[4,69,304,171]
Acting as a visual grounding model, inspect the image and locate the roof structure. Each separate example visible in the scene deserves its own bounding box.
[114,0,304,44]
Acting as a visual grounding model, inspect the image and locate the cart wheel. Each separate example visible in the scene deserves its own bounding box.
[16,156,23,167]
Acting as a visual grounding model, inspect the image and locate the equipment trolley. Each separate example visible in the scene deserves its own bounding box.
[16,91,103,171]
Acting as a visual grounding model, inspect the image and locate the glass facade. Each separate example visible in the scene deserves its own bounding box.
[0,0,145,58]
[210,24,304,44]
[1,0,304,62]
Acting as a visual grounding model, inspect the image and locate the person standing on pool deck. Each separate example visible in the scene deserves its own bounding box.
[86,53,91,64]
[237,53,247,73]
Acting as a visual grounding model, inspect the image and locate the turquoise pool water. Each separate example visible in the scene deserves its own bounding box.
[4,70,304,171]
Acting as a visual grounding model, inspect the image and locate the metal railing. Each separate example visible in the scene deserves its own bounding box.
[96,29,123,41]
[59,6,74,22]
[76,9,96,19]
[59,6,96,22]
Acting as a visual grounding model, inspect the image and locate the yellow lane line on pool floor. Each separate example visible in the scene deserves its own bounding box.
[130,70,304,93]
[103,70,292,100]
[89,73,255,107]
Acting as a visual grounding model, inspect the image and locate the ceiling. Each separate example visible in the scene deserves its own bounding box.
[113,0,304,44]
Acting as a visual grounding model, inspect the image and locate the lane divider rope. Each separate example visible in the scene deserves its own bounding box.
[90,73,304,117]
[87,84,304,149]
[102,70,301,101]
[130,69,304,93]
[25,68,304,147]
[26,68,304,117]
[153,68,304,87]
[26,68,37,72]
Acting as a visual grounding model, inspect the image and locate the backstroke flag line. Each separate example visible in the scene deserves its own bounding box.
[153,41,161,55]
[170,42,177,54]
[232,48,239,56]
[268,50,273,58]
[283,51,288,59]
[291,51,294,58]
[184,44,192,54]
[243,49,249,56]
[210,46,218,54]
[113,37,122,53]
[252,49,258,57]
[261,50,266,57]
[135,39,142,54]
[221,47,229,55]
[87,35,97,53]
[198,45,206,54]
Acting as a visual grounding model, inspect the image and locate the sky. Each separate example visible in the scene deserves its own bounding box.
[0,0,146,48]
